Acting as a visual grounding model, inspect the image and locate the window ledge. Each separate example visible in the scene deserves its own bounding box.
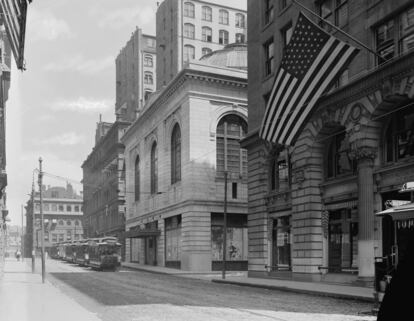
[261,20,274,33]
[262,72,275,83]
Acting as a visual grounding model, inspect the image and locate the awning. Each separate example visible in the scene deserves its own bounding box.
[377,203,414,221]
[125,227,161,238]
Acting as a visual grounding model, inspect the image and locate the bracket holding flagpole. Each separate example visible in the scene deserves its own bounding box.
[291,0,383,60]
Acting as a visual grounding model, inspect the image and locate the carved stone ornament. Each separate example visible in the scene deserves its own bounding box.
[349,146,377,161]
[293,169,305,185]
[350,103,362,122]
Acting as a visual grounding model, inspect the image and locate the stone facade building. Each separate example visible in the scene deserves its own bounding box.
[243,0,414,285]
[155,0,247,88]
[116,28,156,122]
[122,44,248,271]
[24,184,84,255]
[82,119,129,257]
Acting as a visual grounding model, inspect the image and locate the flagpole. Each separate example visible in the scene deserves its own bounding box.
[291,0,383,60]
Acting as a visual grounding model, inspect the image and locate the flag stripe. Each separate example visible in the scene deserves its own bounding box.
[269,38,339,143]
[275,40,347,143]
[264,74,297,141]
[260,69,289,139]
[284,46,359,145]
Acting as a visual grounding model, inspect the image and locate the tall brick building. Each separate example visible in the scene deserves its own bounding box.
[155,0,247,88]
[116,28,156,122]
[243,0,414,285]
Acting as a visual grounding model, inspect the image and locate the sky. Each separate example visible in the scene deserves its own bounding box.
[5,0,247,226]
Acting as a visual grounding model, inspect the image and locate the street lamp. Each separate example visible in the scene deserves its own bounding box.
[38,157,46,283]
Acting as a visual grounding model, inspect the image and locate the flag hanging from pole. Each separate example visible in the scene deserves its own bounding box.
[259,13,359,146]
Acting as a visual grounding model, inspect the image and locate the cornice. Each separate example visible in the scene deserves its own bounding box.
[122,67,247,143]
[316,52,414,111]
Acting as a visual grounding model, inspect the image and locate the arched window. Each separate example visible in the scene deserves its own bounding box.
[144,72,153,85]
[235,13,245,28]
[326,131,356,178]
[202,47,212,56]
[384,107,414,162]
[184,23,195,39]
[184,2,195,18]
[184,45,195,62]
[151,142,158,194]
[219,9,229,25]
[75,220,80,226]
[202,26,212,42]
[171,124,181,184]
[134,155,140,201]
[66,220,72,226]
[202,6,212,21]
[235,33,245,43]
[219,30,229,45]
[144,55,153,67]
[216,114,248,176]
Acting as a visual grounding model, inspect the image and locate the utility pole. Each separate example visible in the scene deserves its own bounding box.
[31,179,35,273]
[21,205,24,261]
[222,171,228,279]
[38,157,45,283]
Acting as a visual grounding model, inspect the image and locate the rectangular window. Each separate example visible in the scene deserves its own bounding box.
[232,182,237,199]
[52,234,57,242]
[74,205,79,212]
[264,0,274,25]
[165,216,182,264]
[281,23,293,47]
[318,0,348,28]
[280,0,291,11]
[58,205,64,211]
[264,38,274,76]
[66,205,71,212]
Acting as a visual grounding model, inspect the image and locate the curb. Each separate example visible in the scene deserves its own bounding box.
[211,279,375,303]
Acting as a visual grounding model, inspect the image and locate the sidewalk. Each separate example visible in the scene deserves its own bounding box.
[123,262,375,302]
[0,258,101,321]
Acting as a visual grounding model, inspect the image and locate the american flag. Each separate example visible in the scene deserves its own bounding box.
[259,13,359,146]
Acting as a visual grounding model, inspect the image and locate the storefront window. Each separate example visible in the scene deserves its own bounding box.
[211,214,248,261]
[165,216,182,263]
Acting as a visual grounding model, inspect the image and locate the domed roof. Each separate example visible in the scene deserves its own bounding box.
[199,43,247,70]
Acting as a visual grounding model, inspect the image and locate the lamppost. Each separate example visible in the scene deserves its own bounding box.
[38,157,45,283]
[222,170,228,280]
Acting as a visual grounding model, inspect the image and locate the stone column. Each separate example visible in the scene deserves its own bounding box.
[351,147,377,280]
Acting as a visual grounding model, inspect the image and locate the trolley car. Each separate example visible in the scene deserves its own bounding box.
[86,237,122,271]
[73,239,90,266]
[51,237,122,271]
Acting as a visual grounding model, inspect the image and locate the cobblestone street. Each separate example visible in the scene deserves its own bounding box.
[44,260,376,321]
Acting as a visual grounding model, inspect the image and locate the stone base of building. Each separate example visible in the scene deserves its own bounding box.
[248,270,373,286]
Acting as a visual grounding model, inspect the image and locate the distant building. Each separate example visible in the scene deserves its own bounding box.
[24,184,83,256]
[116,28,156,122]
[5,225,22,257]
[155,0,247,88]
[82,119,130,258]
[122,44,248,271]
[243,0,414,285]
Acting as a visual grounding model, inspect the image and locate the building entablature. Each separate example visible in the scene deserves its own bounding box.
[121,63,247,143]
[315,51,414,115]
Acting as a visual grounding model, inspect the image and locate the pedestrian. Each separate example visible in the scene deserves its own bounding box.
[377,231,414,320]
[16,249,21,261]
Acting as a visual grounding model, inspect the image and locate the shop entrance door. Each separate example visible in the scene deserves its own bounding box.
[328,222,342,272]
[272,216,291,271]
[145,237,157,265]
